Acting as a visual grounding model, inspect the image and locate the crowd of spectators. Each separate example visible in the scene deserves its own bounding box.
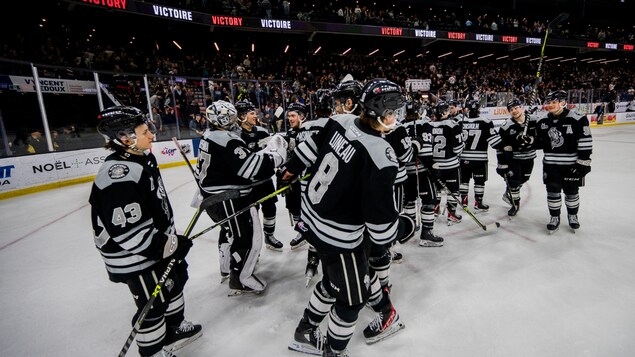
[150,0,635,43]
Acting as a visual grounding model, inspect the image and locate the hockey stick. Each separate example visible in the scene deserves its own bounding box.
[528,12,569,114]
[117,188,239,357]
[432,176,501,231]
[189,173,311,240]
[503,173,517,212]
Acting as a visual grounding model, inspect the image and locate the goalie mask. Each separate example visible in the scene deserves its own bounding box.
[206,100,238,130]
[97,106,150,150]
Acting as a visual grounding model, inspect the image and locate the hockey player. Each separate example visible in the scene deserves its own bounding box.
[331,78,363,115]
[285,79,410,356]
[496,98,537,216]
[458,99,504,211]
[429,101,465,225]
[403,99,445,247]
[278,102,324,285]
[89,106,201,357]
[535,90,593,233]
[236,99,283,251]
[197,100,287,294]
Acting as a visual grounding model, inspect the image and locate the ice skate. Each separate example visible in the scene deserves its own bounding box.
[474,199,489,212]
[288,318,324,355]
[363,304,405,344]
[290,233,308,250]
[419,228,444,247]
[264,233,283,252]
[447,210,462,226]
[547,216,560,234]
[568,214,580,232]
[164,320,202,351]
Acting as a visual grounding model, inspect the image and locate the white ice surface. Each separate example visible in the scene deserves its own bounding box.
[1,125,634,357]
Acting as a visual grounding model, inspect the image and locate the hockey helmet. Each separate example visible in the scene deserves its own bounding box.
[434,101,450,119]
[333,79,363,114]
[97,106,150,148]
[235,100,257,120]
[545,90,568,103]
[360,79,405,118]
[507,98,524,111]
[206,100,238,130]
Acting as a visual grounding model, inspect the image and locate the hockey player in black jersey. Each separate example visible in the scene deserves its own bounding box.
[332,78,363,115]
[429,101,465,225]
[89,106,201,357]
[236,99,283,251]
[535,90,593,233]
[459,99,504,211]
[403,98,445,247]
[496,98,537,216]
[285,79,409,357]
[197,100,287,294]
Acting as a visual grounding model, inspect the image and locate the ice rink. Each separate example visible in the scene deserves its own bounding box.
[1,124,634,357]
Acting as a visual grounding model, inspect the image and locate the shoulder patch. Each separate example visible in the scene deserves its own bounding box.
[108,164,130,179]
[386,147,398,164]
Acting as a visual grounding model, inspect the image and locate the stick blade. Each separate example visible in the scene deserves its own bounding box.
[548,12,569,29]
[200,190,240,210]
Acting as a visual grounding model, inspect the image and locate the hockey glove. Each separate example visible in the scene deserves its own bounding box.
[173,234,193,262]
[259,134,288,167]
[570,159,591,178]
[496,164,512,178]
[396,214,416,244]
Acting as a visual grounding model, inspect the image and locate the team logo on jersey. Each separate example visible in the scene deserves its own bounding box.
[385,147,398,163]
[510,129,517,135]
[234,147,248,159]
[108,164,129,179]
[583,126,590,136]
[364,274,370,290]
[548,127,564,149]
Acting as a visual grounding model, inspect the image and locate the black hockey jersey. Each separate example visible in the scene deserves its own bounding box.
[497,115,537,161]
[459,116,503,161]
[286,115,400,250]
[427,118,464,170]
[197,128,277,197]
[403,118,432,174]
[89,151,175,283]
[384,125,413,184]
[535,108,593,166]
[240,125,270,152]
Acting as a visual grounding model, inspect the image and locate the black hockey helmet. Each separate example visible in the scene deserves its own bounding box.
[315,88,333,116]
[405,97,422,120]
[235,100,257,119]
[545,90,568,103]
[507,98,524,111]
[97,106,149,147]
[333,79,363,114]
[360,79,405,118]
[448,99,460,108]
[434,101,450,119]
[287,102,307,117]
[466,99,480,118]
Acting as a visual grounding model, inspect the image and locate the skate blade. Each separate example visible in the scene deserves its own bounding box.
[290,240,308,250]
[228,288,263,297]
[220,274,230,284]
[364,321,406,345]
[547,227,559,235]
[419,241,444,247]
[391,258,403,264]
[265,244,283,252]
[166,330,203,352]
[447,220,461,226]
[288,341,323,356]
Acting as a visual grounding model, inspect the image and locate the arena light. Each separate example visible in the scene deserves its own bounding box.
[560,57,576,62]
[477,53,494,59]
[214,42,220,51]
[393,50,405,57]
[601,59,620,64]
[416,53,423,57]
[172,41,182,50]
[496,55,509,60]
[438,51,452,58]
[284,45,290,53]
[545,56,563,62]
[513,55,530,61]
[458,53,473,59]
[580,57,593,62]
[251,43,255,52]
[314,46,321,55]
[529,56,546,61]
[587,58,606,63]
[342,47,352,55]
[369,49,380,56]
